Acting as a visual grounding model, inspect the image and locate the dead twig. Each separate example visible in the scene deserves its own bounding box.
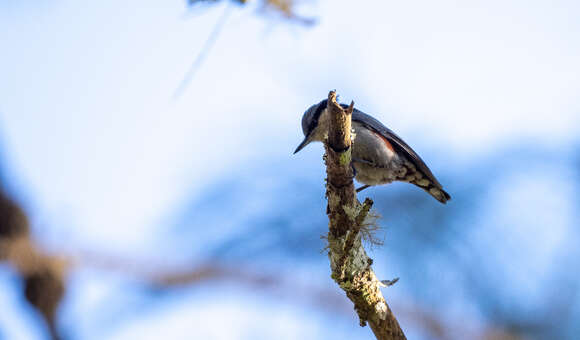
[324,90,406,340]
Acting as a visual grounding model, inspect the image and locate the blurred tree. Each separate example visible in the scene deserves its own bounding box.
[1,187,65,340]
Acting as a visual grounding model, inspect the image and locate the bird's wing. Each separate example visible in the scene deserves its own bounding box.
[352,109,443,188]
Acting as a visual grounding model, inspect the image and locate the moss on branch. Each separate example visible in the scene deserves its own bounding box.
[323,90,406,340]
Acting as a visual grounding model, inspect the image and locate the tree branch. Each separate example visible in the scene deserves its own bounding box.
[324,90,406,340]
[0,192,64,340]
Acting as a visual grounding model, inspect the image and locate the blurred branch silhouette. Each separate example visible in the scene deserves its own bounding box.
[175,0,315,98]
[0,191,65,340]
[324,91,406,340]
[188,0,316,24]
[174,3,233,98]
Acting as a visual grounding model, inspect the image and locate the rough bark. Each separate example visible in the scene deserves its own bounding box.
[324,90,406,340]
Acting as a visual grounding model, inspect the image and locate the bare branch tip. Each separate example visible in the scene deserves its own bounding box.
[347,100,355,114]
[328,90,337,103]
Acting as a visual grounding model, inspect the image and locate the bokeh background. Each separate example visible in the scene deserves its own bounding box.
[1,1,580,339]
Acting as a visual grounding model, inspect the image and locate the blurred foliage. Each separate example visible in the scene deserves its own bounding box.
[168,143,580,339]
[2,127,579,340]
[1,136,579,340]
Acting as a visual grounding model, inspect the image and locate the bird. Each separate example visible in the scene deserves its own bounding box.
[294,99,451,204]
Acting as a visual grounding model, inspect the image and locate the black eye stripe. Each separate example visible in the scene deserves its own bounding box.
[307,99,328,135]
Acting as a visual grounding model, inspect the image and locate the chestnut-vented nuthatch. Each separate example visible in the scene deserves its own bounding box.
[294,99,451,204]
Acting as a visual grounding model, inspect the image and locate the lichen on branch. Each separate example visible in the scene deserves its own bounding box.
[323,90,406,340]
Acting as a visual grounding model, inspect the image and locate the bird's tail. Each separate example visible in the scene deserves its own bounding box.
[411,180,451,204]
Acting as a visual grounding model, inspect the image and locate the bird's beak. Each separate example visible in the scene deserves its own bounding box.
[293,136,311,154]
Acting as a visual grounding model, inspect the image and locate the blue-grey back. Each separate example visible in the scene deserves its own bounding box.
[351,108,443,188]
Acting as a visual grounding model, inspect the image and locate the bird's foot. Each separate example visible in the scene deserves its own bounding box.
[350,162,357,179]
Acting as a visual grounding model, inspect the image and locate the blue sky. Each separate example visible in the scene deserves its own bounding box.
[1,0,580,339]
[1,0,579,248]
